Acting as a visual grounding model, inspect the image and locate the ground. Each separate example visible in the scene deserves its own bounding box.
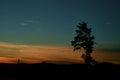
[0,62,120,80]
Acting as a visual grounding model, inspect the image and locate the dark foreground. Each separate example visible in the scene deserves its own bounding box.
[0,62,120,80]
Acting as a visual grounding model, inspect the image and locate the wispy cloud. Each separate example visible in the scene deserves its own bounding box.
[25,20,33,23]
[106,22,112,25]
[20,23,29,26]
[0,42,82,64]
[20,20,33,26]
[0,42,120,64]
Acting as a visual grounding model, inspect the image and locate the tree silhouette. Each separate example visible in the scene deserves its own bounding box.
[17,58,20,64]
[71,22,97,65]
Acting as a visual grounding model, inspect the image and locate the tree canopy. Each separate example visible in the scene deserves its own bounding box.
[71,22,97,65]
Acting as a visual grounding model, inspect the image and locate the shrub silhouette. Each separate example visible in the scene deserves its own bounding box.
[71,22,97,65]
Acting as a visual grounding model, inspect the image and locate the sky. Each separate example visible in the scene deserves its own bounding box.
[0,0,120,64]
[0,42,119,64]
[0,0,120,49]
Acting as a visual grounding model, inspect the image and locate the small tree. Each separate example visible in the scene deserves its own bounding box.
[71,22,97,65]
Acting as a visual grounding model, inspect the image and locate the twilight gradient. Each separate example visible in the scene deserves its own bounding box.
[0,42,119,64]
[0,0,120,51]
[0,0,120,64]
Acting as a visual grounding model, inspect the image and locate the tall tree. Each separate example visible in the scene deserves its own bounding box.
[71,22,97,65]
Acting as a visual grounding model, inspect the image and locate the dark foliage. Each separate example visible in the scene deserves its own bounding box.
[71,22,97,65]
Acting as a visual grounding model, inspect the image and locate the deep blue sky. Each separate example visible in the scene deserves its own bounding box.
[0,0,120,50]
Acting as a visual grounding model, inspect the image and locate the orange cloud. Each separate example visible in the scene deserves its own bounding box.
[0,42,119,64]
[92,49,120,64]
[0,42,82,64]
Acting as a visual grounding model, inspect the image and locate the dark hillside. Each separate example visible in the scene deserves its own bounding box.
[0,62,119,80]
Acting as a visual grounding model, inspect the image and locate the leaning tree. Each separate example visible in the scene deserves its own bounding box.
[71,22,97,65]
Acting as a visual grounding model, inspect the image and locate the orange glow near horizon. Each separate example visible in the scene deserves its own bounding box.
[0,42,120,64]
